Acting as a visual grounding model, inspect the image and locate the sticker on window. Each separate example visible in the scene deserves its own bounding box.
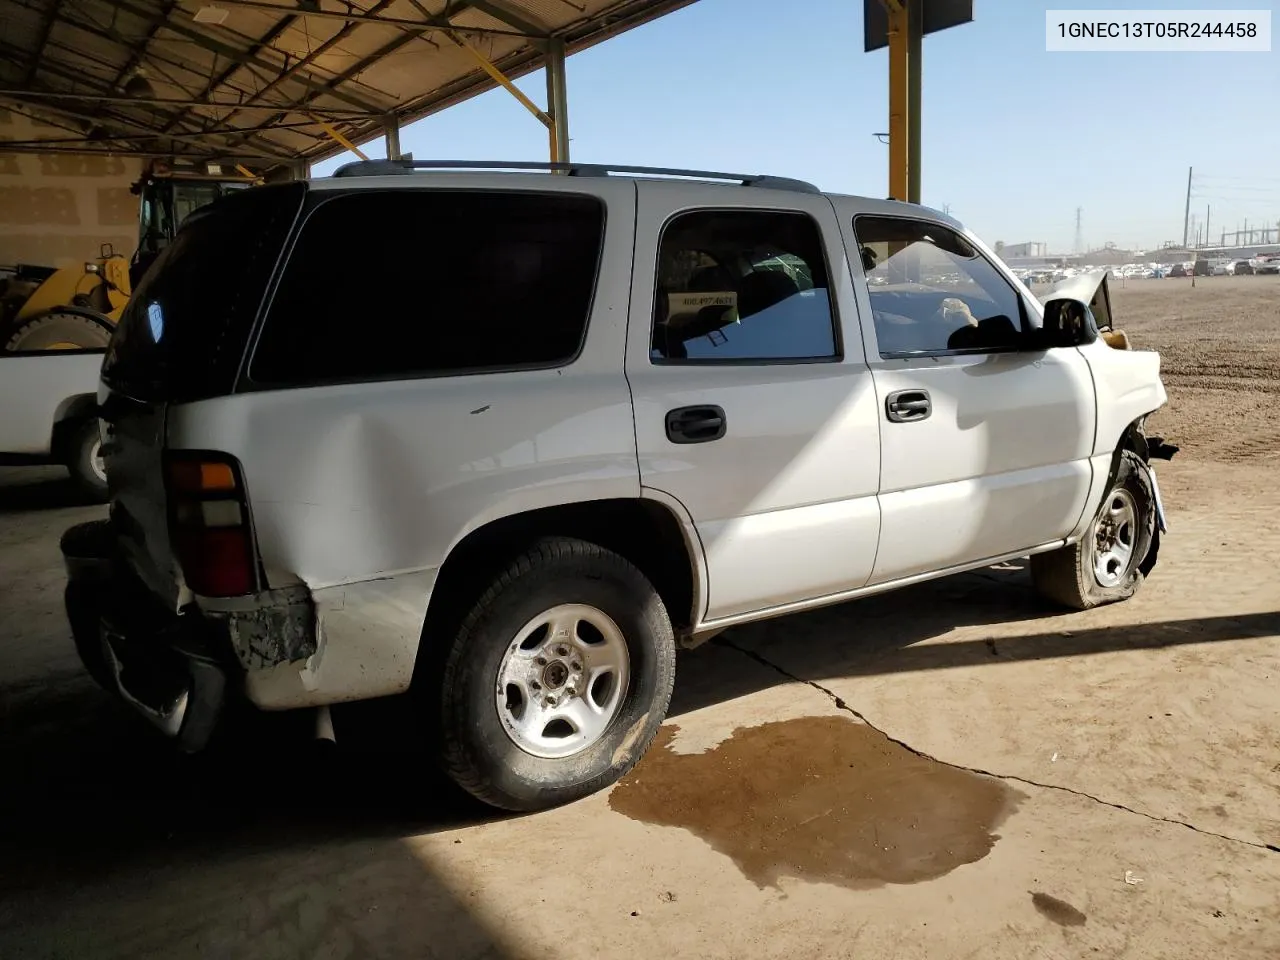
[147,301,164,343]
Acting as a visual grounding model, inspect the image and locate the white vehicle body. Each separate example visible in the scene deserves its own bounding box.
[0,350,102,457]
[61,164,1174,807]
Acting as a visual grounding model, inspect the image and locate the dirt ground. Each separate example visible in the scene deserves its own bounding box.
[0,275,1277,959]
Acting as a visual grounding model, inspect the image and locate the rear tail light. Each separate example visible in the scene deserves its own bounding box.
[165,453,256,597]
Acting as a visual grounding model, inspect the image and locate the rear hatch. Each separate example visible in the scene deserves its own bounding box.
[99,182,305,609]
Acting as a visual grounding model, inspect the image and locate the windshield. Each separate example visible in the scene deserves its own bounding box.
[104,182,304,402]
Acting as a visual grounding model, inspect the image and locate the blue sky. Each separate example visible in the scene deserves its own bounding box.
[313,0,1280,252]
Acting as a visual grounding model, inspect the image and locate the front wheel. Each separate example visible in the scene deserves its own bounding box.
[433,537,676,812]
[1031,450,1157,610]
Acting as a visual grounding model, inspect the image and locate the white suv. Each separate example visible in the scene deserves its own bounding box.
[62,161,1177,811]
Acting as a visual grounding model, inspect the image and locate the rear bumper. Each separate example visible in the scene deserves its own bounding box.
[61,519,231,752]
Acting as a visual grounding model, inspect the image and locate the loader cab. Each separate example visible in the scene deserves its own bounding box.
[130,167,256,287]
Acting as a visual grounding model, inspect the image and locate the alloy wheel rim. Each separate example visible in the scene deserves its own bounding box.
[495,603,630,760]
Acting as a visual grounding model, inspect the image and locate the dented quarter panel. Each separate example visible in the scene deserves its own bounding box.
[162,177,640,708]
[242,570,437,709]
[203,585,316,671]
[168,366,638,710]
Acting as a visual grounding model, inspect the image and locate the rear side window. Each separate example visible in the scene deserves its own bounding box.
[102,183,304,401]
[249,190,604,385]
[652,209,838,362]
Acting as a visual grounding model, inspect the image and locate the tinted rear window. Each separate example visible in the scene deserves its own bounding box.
[248,190,604,386]
[102,183,304,401]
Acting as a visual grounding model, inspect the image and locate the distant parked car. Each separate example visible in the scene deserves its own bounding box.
[1254,257,1280,275]
[1194,259,1212,277]
[1234,260,1254,275]
[1169,263,1188,277]
[1212,261,1232,276]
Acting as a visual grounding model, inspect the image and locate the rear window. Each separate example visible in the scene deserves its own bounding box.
[102,183,304,401]
[248,190,604,386]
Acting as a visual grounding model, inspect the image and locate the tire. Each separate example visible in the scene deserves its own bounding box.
[433,537,676,812]
[65,579,114,690]
[64,419,109,502]
[1031,450,1157,610]
[5,311,113,351]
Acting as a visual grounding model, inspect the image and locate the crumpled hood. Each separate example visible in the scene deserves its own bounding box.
[1040,269,1114,331]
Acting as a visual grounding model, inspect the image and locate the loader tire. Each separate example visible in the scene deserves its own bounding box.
[5,311,113,352]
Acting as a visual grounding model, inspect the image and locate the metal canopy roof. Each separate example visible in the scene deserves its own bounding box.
[0,0,695,172]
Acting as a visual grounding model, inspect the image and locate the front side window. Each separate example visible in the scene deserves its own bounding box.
[652,209,838,362]
[853,216,1026,357]
[251,190,604,385]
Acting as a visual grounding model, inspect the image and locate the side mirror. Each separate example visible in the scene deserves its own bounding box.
[1037,296,1099,349]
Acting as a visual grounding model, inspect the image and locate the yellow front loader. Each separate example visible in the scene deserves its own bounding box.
[0,247,131,351]
[0,160,258,352]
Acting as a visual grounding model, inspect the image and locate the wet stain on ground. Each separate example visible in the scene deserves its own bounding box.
[609,716,1023,889]
[1031,892,1088,927]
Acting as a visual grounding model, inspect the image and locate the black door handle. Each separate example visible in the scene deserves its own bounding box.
[665,405,727,444]
[886,389,931,423]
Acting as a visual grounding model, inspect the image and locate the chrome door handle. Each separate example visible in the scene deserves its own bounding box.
[886,389,931,423]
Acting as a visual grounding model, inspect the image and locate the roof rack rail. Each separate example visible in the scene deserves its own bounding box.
[330,158,820,194]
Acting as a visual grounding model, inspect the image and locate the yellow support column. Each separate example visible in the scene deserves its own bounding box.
[886,0,909,201]
[906,0,922,203]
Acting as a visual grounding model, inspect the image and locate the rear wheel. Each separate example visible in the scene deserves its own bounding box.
[432,537,676,812]
[66,579,113,690]
[1032,450,1157,610]
[5,311,113,352]
[64,419,109,502]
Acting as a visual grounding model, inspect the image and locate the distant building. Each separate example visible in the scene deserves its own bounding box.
[997,241,1047,259]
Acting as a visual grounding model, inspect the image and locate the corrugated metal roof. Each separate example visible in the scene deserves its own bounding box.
[0,0,697,173]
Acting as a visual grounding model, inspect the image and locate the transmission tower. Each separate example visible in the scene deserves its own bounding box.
[1074,207,1084,255]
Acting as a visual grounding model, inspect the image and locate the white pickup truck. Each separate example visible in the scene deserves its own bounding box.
[0,349,107,499]
[61,162,1177,813]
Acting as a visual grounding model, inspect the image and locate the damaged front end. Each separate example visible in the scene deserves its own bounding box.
[1041,269,1136,350]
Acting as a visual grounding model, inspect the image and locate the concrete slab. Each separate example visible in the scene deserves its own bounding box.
[0,449,1277,959]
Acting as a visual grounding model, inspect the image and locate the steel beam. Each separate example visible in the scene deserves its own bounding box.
[160,13,298,133]
[108,0,182,94]
[445,31,553,131]
[201,0,400,135]
[0,89,376,116]
[107,0,391,115]
[0,142,286,160]
[545,37,569,164]
[383,113,402,160]
[465,0,550,38]
[24,0,62,86]
[206,0,542,39]
[222,27,423,149]
[0,119,323,149]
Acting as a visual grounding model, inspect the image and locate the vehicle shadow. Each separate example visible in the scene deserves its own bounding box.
[0,676,516,959]
[670,561,1280,718]
[0,466,99,514]
[4,559,1274,958]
